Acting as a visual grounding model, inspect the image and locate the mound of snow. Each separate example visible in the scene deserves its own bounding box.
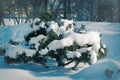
[72,59,120,80]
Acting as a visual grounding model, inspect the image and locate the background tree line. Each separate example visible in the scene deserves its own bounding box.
[0,0,120,26]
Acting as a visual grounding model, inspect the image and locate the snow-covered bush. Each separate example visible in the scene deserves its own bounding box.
[39,12,52,21]
[58,19,75,35]
[87,50,97,65]
[98,43,107,59]
[29,35,47,50]
[46,21,59,34]
[4,18,107,69]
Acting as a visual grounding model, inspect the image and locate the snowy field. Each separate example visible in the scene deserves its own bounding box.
[0,21,120,80]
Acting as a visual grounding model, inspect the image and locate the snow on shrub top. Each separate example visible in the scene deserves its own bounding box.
[39,36,74,55]
[63,31,100,43]
[39,48,49,56]
[39,21,46,28]
[102,43,106,48]
[46,21,59,35]
[29,19,101,58]
[29,35,47,50]
[31,18,42,31]
[11,18,44,42]
[87,50,97,65]
[70,31,101,46]
[58,19,74,35]
[47,36,74,50]
[5,45,36,58]
[60,19,74,27]
[66,51,81,58]
[39,31,101,57]
[91,42,100,55]
[100,48,105,54]
[76,47,92,53]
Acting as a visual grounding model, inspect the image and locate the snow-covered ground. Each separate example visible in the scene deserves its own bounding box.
[0,21,120,80]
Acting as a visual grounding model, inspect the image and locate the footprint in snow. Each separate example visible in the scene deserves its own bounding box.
[105,69,114,78]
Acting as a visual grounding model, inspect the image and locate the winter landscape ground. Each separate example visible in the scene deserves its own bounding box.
[0,21,120,80]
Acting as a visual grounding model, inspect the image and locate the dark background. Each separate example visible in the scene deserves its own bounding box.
[0,0,120,26]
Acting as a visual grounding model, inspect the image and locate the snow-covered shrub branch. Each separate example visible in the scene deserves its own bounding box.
[4,18,107,69]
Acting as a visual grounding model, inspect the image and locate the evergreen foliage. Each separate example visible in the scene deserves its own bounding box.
[39,12,52,21]
[4,18,107,69]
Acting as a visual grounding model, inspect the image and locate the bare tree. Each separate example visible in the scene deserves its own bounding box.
[0,0,6,26]
[118,0,120,22]
[30,0,44,19]
[62,0,72,19]
[0,6,5,26]
[63,0,67,19]
[44,0,48,11]
[97,0,113,22]
[75,0,84,21]
[49,0,63,20]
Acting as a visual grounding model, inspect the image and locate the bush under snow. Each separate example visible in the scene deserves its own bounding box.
[4,18,107,69]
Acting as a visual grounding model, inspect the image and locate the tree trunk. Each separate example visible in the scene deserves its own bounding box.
[76,0,84,21]
[89,0,94,21]
[63,0,67,19]
[0,9,5,26]
[67,0,71,19]
[44,0,48,11]
[31,0,42,19]
[118,0,120,22]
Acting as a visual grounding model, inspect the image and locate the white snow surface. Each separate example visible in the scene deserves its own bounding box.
[39,48,49,56]
[10,24,33,42]
[47,36,74,51]
[100,48,105,54]
[58,19,74,35]
[39,36,74,55]
[0,21,120,80]
[102,43,107,48]
[29,35,47,50]
[76,47,92,53]
[32,18,41,31]
[5,45,36,58]
[87,50,97,65]
[91,42,100,55]
[9,18,43,42]
[46,21,59,35]
[60,19,74,27]
[71,31,100,46]
[39,30,101,56]
[39,21,46,28]
[66,51,81,58]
